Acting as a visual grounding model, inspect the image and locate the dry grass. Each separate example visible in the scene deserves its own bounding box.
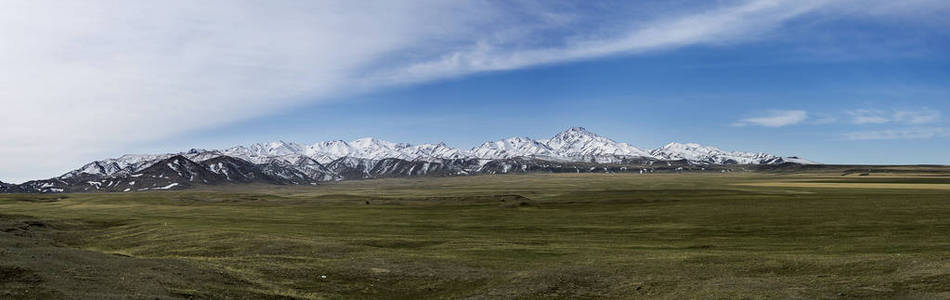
[1,170,949,298]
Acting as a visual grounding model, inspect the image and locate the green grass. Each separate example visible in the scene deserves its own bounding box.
[1,172,949,298]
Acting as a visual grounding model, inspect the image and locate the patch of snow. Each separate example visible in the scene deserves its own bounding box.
[156,183,179,190]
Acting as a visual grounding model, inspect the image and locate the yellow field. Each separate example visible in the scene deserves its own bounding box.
[737,182,950,190]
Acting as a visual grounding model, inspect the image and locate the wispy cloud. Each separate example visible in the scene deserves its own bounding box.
[848,108,941,125]
[734,110,808,127]
[378,0,833,84]
[894,109,941,124]
[848,109,891,124]
[845,127,950,140]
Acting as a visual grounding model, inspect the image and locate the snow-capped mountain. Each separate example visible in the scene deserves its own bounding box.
[59,149,223,179]
[0,180,14,193]
[404,142,469,160]
[544,127,652,162]
[471,137,557,159]
[221,141,305,164]
[651,142,776,165]
[470,128,652,163]
[3,127,815,193]
[227,139,469,165]
[217,127,793,165]
[650,142,818,165]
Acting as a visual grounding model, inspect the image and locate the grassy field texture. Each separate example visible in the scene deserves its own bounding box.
[1,168,949,299]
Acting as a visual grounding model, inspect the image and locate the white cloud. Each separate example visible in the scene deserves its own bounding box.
[894,109,941,124]
[810,115,838,125]
[845,127,950,140]
[848,110,891,124]
[734,110,809,127]
[848,108,941,125]
[0,0,947,182]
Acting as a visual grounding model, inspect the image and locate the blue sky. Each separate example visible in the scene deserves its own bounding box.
[169,38,950,165]
[2,0,949,182]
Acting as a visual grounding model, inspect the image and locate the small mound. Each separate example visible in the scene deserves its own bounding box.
[498,195,536,208]
[356,240,446,249]
[0,266,41,284]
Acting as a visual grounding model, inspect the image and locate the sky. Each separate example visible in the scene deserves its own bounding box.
[1,0,949,183]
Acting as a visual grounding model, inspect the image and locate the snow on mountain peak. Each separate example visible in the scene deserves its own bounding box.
[564,126,593,134]
[545,127,650,159]
[55,128,815,183]
[651,142,776,165]
[551,127,603,141]
[659,142,719,153]
[263,140,304,155]
[471,137,556,159]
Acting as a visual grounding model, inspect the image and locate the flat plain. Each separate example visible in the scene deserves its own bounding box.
[1,167,949,299]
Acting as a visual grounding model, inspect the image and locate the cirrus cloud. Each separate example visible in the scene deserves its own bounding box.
[848,108,941,125]
[894,109,941,124]
[845,127,950,140]
[734,110,809,127]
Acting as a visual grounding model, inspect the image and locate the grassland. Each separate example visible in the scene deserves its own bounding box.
[1,168,949,299]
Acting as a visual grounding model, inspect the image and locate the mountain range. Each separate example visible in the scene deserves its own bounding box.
[2,127,814,193]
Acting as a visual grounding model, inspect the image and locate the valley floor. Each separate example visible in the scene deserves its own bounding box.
[1,170,949,298]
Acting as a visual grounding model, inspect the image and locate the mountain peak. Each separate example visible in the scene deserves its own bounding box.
[186,148,208,154]
[651,142,777,164]
[254,141,302,155]
[17,127,817,193]
[350,137,405,149]
[553,126,606,139]
[559,126,594,135]
[661,142,707,149]
[541,127,654,159]
[549,127,610,145]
